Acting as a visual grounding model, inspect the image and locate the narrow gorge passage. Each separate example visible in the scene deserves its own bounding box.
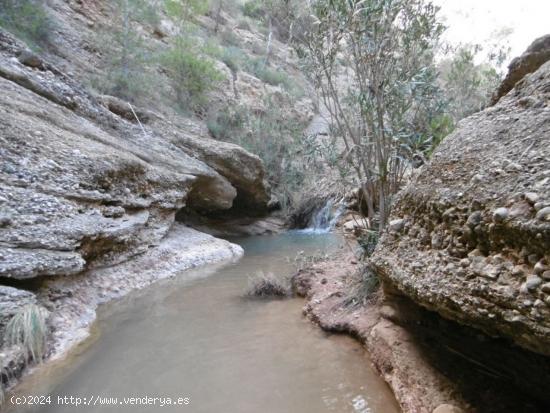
[7,233,399,413]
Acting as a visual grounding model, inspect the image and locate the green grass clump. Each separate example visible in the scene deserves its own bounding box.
[4,304,49,363]
[245,58,287,87]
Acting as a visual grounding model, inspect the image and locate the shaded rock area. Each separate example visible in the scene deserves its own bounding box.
[372,40,550,357]
[177,210,285,237]
[294,252,550,413]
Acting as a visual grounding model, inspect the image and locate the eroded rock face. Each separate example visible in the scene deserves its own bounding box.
[0,29,269,280]
[492,34,550,105]
[372,43,550,356]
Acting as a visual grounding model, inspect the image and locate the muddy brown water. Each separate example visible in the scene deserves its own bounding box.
[8,233,399,413]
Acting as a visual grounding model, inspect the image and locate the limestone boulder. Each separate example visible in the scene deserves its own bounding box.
[372,38,550,356]
[0,30,269,279]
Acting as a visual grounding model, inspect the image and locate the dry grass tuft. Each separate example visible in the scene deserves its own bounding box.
[4,304,49,363]
[245,271,291,298]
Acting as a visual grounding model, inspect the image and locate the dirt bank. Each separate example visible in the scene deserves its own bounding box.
[292,250,549,413]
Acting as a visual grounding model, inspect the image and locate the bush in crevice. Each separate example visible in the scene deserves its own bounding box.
[4,304,49,364]
[357,230,379,259]
[0,0,52,50]
[245,271,291,298]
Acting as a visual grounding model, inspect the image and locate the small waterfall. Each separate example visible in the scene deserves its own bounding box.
[298,199,345,234]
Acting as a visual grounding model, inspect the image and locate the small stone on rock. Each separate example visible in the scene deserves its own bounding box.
[525,275,542,291]
[492,207,509,223]
[389,219,405,233]
[459,258,470,268]
[534,260,548,275]
[18,49,43,68]
[524,192,539,205]
[535,207,550,221]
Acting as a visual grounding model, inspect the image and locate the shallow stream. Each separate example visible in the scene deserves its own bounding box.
[9,233,399,413]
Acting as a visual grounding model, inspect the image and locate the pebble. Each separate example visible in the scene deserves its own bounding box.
[534,299,545,308]
[525,275,542,291]
[492,207,509,223]
[17,49,43,68]
[542,271,550,281]
[541,283,550,293]
[471,174,485,184]
[459,258,470,268]
[524,192,539,205]
[466,211,482,227]
[535,207,550,221]
[534,260,548,275]
[512,265,525,276]
[388,218,405,233]
[527,254,539,265]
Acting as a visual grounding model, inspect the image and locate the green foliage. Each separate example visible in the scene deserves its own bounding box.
[221,46,246,73]
[219,28,241,46]
[439,44,506,122]
[247,59,286,86]
[301,0,445,228]
[207,94,308,211]
[0,0,52,50]
[162,36,224,112]
[94,0,159,102]
[243,57,304,96]
[165,0,210,21]
[4,304,49,363]
[242,0,302,42]
[206,104,246,140]
[242,0,265,19]
[203,40,246,73]
[357,230,379,258]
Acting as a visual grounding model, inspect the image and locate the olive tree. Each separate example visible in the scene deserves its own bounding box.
[300,0,444,229]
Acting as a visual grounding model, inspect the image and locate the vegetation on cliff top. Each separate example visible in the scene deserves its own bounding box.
[0,0,508,219]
